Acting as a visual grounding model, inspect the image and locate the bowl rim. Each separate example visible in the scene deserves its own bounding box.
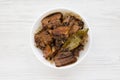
[30,8,91,69]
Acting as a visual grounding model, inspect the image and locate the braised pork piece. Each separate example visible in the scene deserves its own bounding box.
[34,12,88,67]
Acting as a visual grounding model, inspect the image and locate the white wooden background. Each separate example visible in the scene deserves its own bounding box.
[0,0,120,80]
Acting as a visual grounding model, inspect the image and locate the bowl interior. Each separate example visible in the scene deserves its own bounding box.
[31,9,90,69]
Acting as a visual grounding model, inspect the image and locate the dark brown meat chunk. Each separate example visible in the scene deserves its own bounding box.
[69,25,80,34]
[54,52,77,67]
[54,40,64,50]
[52,26,70,36]
[52,26,70,41]
[34,31,52,49]
[52,26,70,50]
[55,51,72,59]
[72,45,84,57]
[63,15,84,29]
[43,45,52,58]
[42,12,63,29]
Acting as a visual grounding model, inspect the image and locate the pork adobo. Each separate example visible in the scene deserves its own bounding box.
[34,12,88,67]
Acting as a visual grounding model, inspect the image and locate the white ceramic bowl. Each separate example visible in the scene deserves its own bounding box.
[30,8,90,69]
